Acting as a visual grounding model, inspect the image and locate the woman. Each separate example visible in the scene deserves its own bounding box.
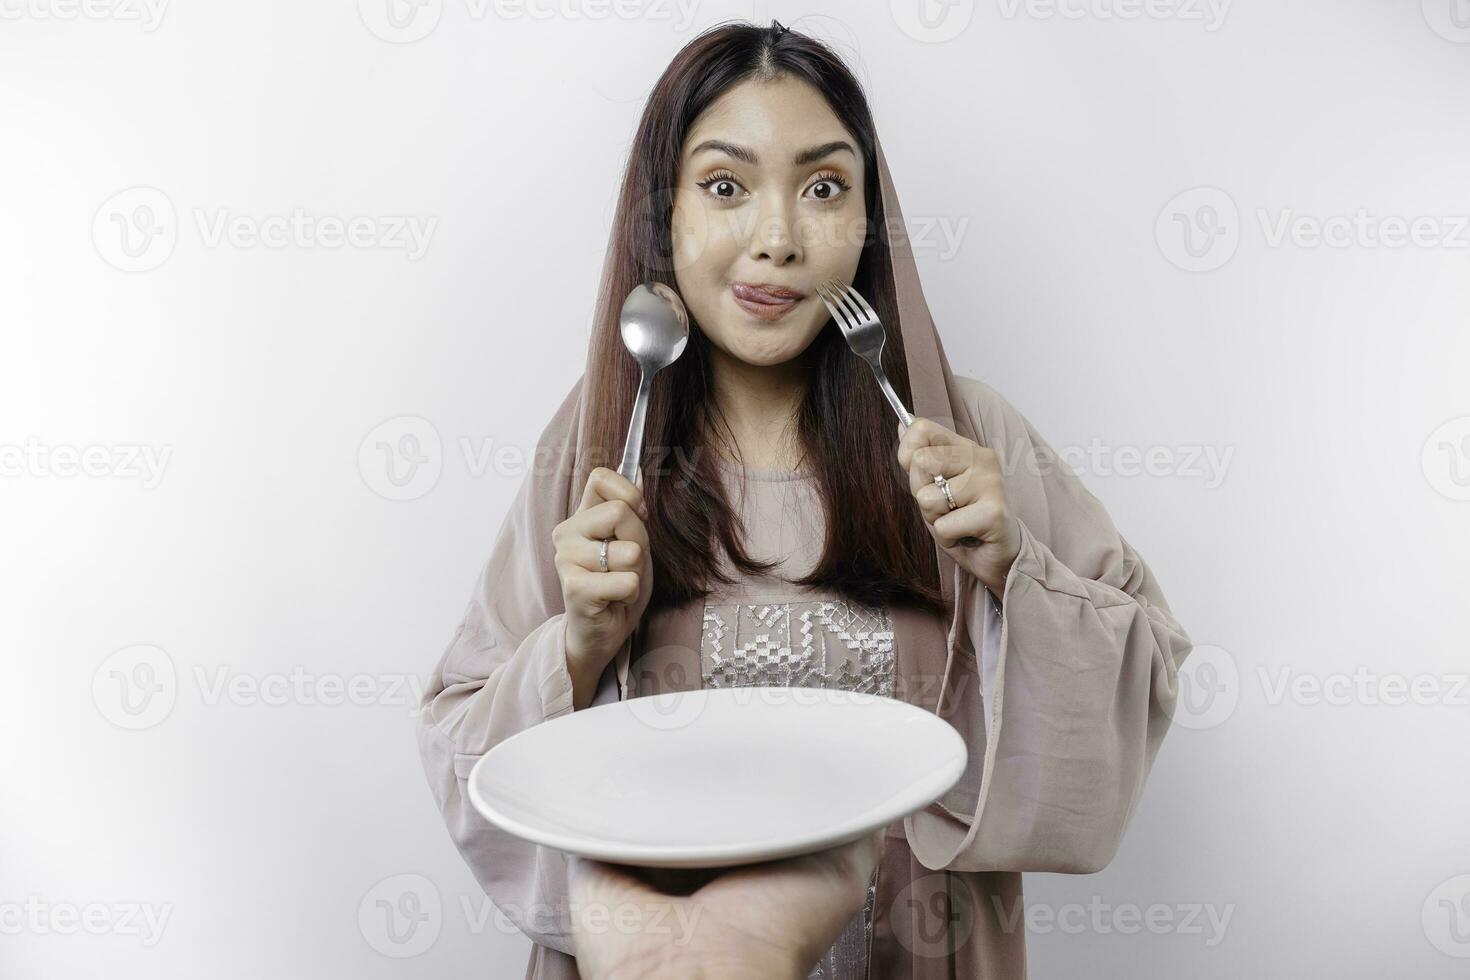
[415,20,1193,980]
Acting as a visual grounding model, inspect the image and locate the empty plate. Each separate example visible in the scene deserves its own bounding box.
[466,685,967,868]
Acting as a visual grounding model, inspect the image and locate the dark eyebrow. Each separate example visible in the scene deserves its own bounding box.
[688,139,856,167]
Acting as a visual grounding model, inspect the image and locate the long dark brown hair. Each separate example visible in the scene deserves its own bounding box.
[581,20,949,620]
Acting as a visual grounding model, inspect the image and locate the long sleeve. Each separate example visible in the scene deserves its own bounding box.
[415,569,626,955]
[414,378,630,957]
[905,377,1193,875]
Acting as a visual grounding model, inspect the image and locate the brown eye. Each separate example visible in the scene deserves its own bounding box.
[695,170,745,201]
[805,171,852,202]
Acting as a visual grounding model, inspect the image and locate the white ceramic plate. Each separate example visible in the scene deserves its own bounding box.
[466,686,967,869]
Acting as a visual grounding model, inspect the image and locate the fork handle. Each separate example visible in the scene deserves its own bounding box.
[868,360,915,428]
[873,362,984,551]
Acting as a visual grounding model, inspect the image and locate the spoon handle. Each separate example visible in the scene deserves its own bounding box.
[617,369,654,484]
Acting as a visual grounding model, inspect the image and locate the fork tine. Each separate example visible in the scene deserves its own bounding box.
[820,278,863,324]
[817,277,843,308]
[821,276,850,301]
[816,280,852,331]
[821,276,910,425]
[841,281,876,322]
[813,281,839,325]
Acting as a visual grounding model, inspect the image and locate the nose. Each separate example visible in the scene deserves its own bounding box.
[746,195,803,266]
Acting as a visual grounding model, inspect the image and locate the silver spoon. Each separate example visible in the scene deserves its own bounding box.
[614,282,688,483]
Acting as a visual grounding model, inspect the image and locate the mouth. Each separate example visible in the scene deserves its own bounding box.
[730,282,804,322]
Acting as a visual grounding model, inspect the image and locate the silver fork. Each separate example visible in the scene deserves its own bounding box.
[817,276,981,550]
[816,277,915,427]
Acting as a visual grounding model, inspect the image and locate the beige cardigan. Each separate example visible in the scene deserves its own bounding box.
[415,370,1193,979]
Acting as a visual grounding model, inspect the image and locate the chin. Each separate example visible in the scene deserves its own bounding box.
[731,338,812,367]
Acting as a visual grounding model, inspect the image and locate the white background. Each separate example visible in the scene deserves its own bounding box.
[3,0,1468,976]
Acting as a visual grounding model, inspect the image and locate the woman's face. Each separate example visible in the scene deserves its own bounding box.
[670,75,867,370]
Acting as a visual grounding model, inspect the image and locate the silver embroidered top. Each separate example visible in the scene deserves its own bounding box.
[699,454,895,980]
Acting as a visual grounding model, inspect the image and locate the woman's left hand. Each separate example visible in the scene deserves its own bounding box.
[896,416,1021,596]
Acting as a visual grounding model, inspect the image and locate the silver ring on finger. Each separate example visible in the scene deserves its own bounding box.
[599,536,611,572]
[934,473,958,511]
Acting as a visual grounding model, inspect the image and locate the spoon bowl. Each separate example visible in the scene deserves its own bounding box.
[615,283,689,482]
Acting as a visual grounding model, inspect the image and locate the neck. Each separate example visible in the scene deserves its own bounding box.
[708,347,811,472]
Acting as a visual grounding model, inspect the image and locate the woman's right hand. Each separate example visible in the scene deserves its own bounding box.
[553,466,653,701]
